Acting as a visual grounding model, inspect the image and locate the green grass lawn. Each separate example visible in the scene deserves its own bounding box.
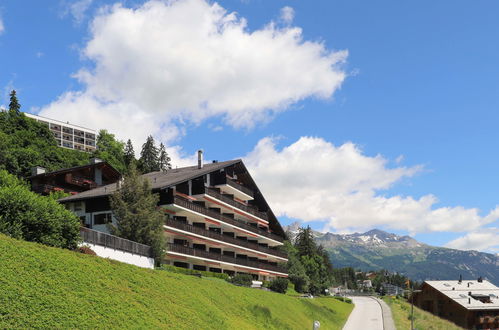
[382,296,463,330]
[0,234,353,329]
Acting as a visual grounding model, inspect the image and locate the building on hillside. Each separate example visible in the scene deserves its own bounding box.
[59,154,288,281]
[412,279,499,329]
[381,283,404,296]
[24,113,97,152]
[29,158,121,197]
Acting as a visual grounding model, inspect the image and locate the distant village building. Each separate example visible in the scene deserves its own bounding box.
[59,156,288,281]
[25,113,97,152]
[413,279,499,329]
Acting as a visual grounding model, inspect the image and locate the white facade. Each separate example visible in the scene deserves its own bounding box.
[25,113,97,152]
[81,242,155,269]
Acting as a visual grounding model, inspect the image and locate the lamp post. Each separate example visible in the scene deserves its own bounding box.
[410,288,422,330]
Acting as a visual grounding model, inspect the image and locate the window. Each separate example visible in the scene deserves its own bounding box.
[74,202,83,212]
[94,213,112,225]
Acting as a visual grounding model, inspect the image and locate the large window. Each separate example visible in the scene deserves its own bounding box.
[93,213,112,225]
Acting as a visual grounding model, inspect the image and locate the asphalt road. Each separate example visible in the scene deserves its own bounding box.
[343,296,384,330]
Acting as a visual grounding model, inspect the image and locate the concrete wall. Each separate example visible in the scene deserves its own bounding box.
[82,242,155,269]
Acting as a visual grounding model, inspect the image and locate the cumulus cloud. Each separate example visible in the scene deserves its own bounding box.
[40,0,347,150]
[446,228,499,253]
[280,6,295,24]
[244,136,499,235]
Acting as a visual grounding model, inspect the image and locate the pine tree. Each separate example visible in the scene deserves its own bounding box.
[123,139,135,168]
[8,90,21,115]
[158,143,171,172]
[295,226,317,257]
[109,163,165,263]
[138,135,159,173]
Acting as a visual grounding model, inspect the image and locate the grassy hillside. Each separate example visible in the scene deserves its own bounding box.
[0,234,352,329]
[382,296,463,330]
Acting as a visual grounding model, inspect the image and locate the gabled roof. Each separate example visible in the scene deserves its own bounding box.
[59,159,240,202]
[29,161,120,180]
[59,158,286,238]
[424,280,499,310]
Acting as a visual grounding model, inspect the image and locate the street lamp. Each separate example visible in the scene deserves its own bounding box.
[409,288,422,330]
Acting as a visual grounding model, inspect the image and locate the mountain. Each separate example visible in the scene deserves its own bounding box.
[285,223,499,285]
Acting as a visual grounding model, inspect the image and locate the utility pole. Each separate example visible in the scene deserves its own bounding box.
[408,283,422,330]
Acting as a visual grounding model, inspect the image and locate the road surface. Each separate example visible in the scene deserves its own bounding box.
[343,296,384,330]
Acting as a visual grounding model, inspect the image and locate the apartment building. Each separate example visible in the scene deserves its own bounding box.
[413,279,499,329]
[59,155,288,280]
[24,113,97,152]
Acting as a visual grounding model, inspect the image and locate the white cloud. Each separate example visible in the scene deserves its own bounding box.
[40,0,347,149]
[244,136,499,236]
[63,0,94,25]
[446,228,499,253]
[280,6,295,24]
[0,15,4,34]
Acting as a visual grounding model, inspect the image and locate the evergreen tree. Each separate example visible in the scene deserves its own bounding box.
[123,139,135,169]
[8,90,21,115]
[109,163,165,263]
[158,143,171,172]
[93,130,126,174]
[295,226,317,257]
[138,135,159,173]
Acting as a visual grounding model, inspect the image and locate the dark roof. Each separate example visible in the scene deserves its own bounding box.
[29,161,121,180]
[59,159,240,202]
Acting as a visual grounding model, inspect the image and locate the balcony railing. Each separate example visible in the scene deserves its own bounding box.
[165,219,287,259]
[225,178,254,198]
[81,227,152,257]
[205,188,268,222]
[167,243,286,274]
[171,196,283,242]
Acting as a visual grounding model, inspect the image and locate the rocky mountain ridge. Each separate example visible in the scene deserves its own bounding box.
[284,223,499,285]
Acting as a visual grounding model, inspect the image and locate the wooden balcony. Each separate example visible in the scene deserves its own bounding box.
[170,195,283,243]
[205,188,268,222]
[167,243,287,274]
[165,219,287,259]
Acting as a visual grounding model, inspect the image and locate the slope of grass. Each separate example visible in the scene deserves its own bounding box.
[382,296,463,330]
[0,234,353,329]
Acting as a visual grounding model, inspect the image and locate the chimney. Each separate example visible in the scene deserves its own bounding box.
[459,275,462,284]
[89,157,103,164]
[478,277,483,283]
[197,150,203,169]
[31,166,46,176]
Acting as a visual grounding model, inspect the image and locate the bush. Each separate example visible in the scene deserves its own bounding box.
[159,265,230,281]
[0,170,81,249]
[229,274,253,287]
[333,296,352,304]
[269,277,289,294]
[76,246,97,255]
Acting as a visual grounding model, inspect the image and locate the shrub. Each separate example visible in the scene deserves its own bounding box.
[159,265,230,281]
[269,277,289,294]
[0,170,81,249]
[333,296,352,304]
[229,274,253,287]
[76,246,97,255]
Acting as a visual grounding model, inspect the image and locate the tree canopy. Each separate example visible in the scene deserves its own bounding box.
[0,170,81,249]
[93,130,126,174]
[109,163,165,263]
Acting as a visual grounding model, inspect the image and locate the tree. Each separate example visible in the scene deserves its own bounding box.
[138,135,159,173]
[123,139,136,169]
[9,90,21,115]
[109,163,165,263]
[0,170,81,249]
[283,241,310,293]
[158,143,171,172]
[93,130,126,174]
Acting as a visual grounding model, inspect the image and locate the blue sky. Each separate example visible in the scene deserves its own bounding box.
[1,0,498,253]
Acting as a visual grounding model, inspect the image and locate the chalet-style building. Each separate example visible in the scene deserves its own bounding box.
[29,159,121,196]
[413,279,499,329]
[59,155,288,280]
